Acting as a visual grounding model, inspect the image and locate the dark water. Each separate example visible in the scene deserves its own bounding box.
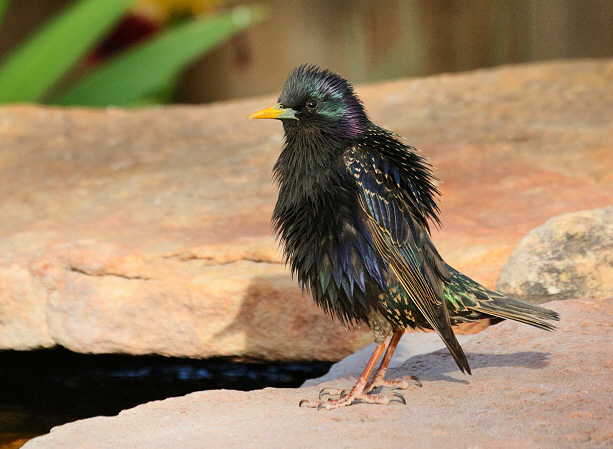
[0,348,332,448]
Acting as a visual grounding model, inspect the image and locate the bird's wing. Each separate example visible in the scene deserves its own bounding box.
[344,144,471,374]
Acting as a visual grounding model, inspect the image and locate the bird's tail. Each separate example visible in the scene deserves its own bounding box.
[444,266,560,331]
[469,290,559,330]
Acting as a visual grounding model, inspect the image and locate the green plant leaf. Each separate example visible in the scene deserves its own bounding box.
[54,6,264,107]
[0,0,11,27]
[0,0,135,103]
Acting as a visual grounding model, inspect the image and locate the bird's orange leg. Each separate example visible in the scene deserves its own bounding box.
[363,328,421,393]
[299,335,406,410]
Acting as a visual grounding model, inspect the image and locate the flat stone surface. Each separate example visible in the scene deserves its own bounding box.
[1,59,612,358]
[22,297,613,448]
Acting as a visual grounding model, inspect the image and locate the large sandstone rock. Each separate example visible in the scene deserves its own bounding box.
[22,297,613,448]
[1,59,613,358]
[497,207,613,304]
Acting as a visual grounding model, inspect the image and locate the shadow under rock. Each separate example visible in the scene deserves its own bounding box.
[396,349,552,384]
[213,275,336,363]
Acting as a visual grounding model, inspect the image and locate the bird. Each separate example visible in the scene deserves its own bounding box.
[249,64,560,410]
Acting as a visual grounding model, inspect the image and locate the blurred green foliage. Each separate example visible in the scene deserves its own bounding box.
[0,0,262,107]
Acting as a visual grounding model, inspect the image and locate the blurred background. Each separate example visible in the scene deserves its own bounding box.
[0,0,611,107]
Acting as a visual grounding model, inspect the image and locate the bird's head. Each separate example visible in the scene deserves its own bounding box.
[249,64,369,141]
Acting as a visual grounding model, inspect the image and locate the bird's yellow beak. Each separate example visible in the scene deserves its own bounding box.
[248,103,298,120]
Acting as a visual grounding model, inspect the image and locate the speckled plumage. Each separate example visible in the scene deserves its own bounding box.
[250,64,559,408]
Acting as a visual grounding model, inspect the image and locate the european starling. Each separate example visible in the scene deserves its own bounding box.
[249,65,559,410]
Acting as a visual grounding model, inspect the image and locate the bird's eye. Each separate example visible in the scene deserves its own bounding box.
[306,99,318,111]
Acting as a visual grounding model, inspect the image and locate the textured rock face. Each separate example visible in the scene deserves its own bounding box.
[22,297,613,448]
[497,207,613,304]
[1,59,613,358]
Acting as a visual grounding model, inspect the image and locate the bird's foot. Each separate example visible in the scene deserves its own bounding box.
[363,374,422,394]
[299,390,406,410]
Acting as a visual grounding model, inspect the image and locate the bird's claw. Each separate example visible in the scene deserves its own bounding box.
[361,391,407,405]
[318,388,348,400]
[392,391,407,404]
[299,399,317,408]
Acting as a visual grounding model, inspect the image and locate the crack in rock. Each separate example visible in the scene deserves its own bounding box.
[68,266,155,281]
[163,252,284,266]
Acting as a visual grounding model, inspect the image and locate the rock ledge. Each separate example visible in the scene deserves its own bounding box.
[23,298,613,449]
